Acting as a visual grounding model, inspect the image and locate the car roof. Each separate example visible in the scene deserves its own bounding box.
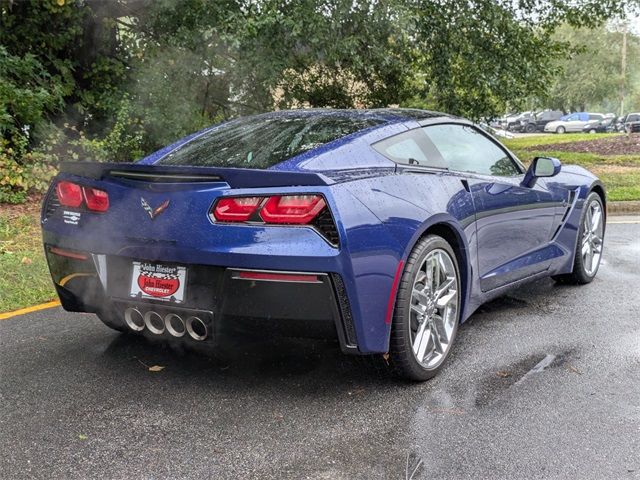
[244,108,457,125]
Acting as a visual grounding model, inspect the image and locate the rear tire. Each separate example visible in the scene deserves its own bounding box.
[387,235,461,381]
[553,192,605,285]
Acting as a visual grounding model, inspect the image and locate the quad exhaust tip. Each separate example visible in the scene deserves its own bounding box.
[164,313,186,338]
[144,311,165,335]
[123,307,207,341]
[186,316,207,341]
[124,307,145,332]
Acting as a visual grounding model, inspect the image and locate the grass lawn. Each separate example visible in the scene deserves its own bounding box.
[0,201,56,313]
[501,133,640,201]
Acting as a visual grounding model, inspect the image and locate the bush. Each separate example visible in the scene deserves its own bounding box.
[0,142,57,204]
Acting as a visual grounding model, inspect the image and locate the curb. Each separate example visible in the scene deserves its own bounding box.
[608,201,640,215]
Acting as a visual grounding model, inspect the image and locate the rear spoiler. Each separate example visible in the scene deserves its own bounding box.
[59,162,334,188]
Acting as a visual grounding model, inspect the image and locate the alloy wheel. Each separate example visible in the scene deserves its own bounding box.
[581,199,604,276]
[409,249,458,369]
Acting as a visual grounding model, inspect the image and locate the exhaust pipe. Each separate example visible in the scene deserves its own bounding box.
[124,307,145,332]
[144,311,165,335]
[164,313,186,338]
[186,316,208,341]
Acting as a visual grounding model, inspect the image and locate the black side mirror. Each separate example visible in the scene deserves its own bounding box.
[522,156,561,188]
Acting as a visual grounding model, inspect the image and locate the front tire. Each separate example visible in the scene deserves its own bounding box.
[556,126,566,134]
[553,192,605,285]
[388,235,461,381]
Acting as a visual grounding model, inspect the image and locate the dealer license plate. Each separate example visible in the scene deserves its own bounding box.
[130,261,187,303]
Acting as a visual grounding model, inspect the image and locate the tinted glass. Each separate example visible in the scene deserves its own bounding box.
[372,129,447,168]
[422,124,520,176]
[627,114,640,122]
[588,114,603,120]
[158,114,383,168]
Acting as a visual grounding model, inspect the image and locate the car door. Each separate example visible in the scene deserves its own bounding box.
[422,123,560,291]
[566,113,584,132]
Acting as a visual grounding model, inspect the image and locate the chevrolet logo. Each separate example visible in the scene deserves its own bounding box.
[140,197,170,220]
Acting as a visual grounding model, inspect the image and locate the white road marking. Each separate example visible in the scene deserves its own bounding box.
[514,354,557,386]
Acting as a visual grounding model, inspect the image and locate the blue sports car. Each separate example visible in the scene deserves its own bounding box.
[41,109,606,381]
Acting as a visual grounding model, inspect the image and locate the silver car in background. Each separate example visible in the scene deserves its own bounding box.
[544,112,604,133]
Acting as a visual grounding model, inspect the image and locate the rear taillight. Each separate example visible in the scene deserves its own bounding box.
[213,196,263,222]
[55,181,109,212]
[55,181,83,208]
[212,194,325,225]
[83,187,109,212]
[260,195,326,224]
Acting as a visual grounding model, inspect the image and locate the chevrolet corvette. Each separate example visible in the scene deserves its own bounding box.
[41,109,606,380]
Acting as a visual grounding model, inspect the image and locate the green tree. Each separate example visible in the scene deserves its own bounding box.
[546,24,640,113]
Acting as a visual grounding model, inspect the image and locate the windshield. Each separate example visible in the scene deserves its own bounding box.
[157,113,384,168]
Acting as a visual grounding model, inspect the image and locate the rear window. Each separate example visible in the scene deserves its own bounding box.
[157,114,384,168]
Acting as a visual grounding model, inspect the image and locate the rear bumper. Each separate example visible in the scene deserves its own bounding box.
[45,245,360,354]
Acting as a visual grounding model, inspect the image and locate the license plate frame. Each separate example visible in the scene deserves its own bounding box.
[130,261,187,303]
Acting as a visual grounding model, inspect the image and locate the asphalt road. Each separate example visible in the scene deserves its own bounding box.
[1,221,639,480]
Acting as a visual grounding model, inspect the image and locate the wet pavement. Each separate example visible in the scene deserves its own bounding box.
[0,221,638,479]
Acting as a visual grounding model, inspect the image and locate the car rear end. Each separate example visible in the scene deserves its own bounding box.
[41,162,362,352]
[41,110,401,354]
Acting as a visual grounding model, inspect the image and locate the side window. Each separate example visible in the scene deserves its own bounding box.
[372,129,447,169]
[422,124,521,177]
[566,114,578,121]
[588,114,602,121]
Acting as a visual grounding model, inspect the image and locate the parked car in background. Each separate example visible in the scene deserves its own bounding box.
[582,116,616,134]
[519,110,564,133]
[613,115,627,132]
[508,111,533,131]
[623,113,640,133]
[544,112,604,133]
[498,113,521,131]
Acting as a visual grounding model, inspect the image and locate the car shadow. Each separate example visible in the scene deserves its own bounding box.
[97,328,397,392]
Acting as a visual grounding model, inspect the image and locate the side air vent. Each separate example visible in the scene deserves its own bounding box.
[43,188,61,220]
[313,208,340,247]
[331,273,357,347]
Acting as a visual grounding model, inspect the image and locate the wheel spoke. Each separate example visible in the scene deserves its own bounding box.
[434,276,455,301]
[432,254,440,290]
[581,238,590,256]
[585,207,593,232]
[586,245,594,271]
[430,325,444,354]
[412,288,430,306]
[410,302,426,316]
[431,314,448,342]
[436,290,457,309]
[590,207,602,233]
[412,322,431,362]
